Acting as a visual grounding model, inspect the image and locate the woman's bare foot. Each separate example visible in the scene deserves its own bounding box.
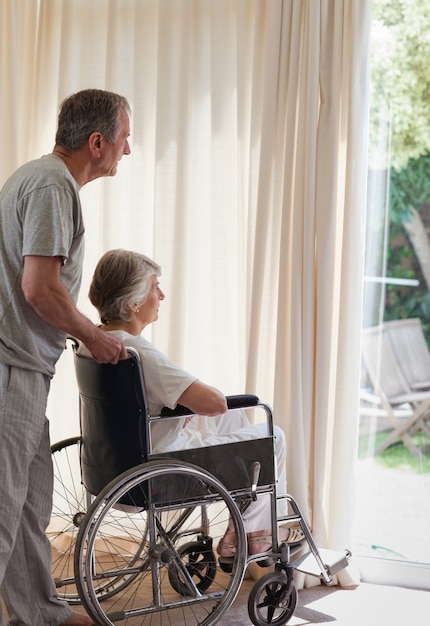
[61,611,96,625]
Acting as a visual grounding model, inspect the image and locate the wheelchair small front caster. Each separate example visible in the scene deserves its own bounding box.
[248,571,298,626]
[168,540,217,595]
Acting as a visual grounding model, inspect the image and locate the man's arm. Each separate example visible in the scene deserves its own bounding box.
[21,255,127,363]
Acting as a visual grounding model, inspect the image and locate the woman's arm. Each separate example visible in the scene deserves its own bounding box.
[177,380,227,416]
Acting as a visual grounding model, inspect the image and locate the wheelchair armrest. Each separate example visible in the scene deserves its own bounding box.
[160,394,260,418]
[226,394,259,409]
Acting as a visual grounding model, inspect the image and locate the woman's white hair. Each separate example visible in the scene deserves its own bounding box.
[89,249,161,324]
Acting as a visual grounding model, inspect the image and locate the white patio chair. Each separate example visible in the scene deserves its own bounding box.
[361,324,430,456]
[383,317,430,391]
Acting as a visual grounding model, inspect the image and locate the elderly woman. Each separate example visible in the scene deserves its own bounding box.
[87,249,303,559]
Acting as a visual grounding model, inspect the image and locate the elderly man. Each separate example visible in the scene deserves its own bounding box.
[0,89,130,626]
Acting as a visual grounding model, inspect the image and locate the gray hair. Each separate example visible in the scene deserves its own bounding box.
[55,89,131,151]
[89,249,161,324]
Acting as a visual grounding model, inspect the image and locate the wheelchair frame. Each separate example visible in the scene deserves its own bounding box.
[49,340,351,626]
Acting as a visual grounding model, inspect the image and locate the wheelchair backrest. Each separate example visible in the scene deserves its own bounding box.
[72,344,149,496]
[71,339,277,504]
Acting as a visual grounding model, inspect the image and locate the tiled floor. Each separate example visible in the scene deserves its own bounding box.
[226,577,430,625]
[68,574,429,625]
[6,547,429,624]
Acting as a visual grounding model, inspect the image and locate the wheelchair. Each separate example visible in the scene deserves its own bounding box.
[48,339,351,625]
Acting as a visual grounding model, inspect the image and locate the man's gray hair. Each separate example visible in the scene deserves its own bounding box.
[55,89,131,151]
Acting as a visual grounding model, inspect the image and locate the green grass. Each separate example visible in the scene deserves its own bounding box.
[358,430,430,473]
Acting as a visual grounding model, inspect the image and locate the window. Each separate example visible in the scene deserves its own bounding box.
[355,0,430,588]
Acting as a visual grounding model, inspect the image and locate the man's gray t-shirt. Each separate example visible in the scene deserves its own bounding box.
[0,154,84,376]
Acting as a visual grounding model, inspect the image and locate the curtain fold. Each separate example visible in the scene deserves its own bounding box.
[312,0,371,586]
[0,0,371,588]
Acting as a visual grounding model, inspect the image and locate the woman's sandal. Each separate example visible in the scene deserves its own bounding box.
[216,539,236,558]
[248,527,305,554]
[283,527,305,545]
[217,526,305,570]
[248,527,305,567]
[216,538,237,573]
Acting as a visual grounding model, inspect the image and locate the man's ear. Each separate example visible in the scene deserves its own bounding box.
[89,132,103,156]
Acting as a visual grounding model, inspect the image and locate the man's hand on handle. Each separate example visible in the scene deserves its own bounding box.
[85,327,127,364]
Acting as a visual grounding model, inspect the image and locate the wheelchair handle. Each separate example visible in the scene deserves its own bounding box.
[251,461,261,501]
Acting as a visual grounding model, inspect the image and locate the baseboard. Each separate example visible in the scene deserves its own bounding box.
[358,555,430,591]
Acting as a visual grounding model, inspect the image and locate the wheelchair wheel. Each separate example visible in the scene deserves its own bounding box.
[248,572,298,626]
[75,459,247,626]
[49,436,85,604]
[167,538,217,595]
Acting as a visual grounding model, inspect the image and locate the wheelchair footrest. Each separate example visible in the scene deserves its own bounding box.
[291,548,351,578]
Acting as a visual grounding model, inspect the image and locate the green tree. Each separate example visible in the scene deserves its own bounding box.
[371,0,430,170]
[369,0,430,333]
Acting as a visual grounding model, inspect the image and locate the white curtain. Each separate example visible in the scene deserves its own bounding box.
[0,0,371,587]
